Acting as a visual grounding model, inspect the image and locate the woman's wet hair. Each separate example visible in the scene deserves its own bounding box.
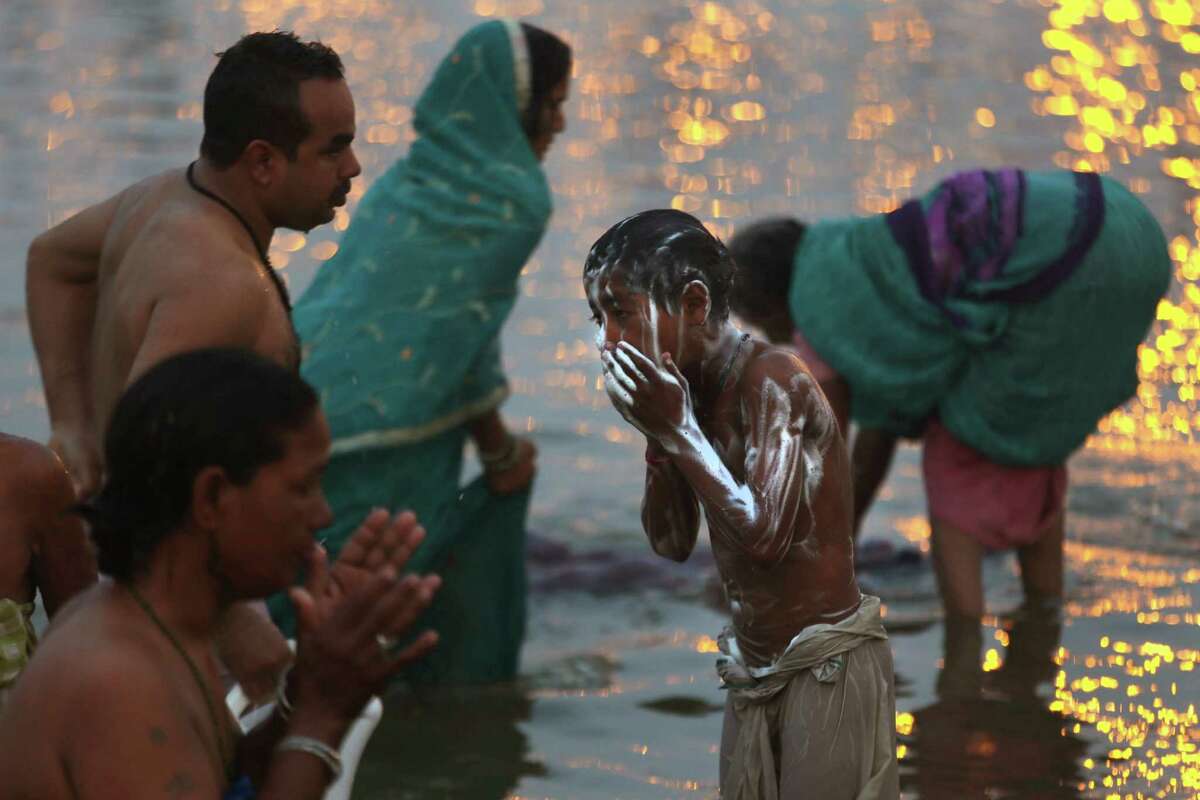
[78,348,319,582]
[727,217,807,321]
[583,209,737,322]
[520,23,572,140]
[201,31,345,168]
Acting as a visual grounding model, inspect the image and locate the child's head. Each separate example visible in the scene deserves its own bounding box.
[583,209,736,362]
[727,217,806,343]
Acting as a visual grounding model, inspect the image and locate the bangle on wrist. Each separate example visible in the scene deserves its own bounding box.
[480,434,522,473]
[274,664,294,721]
[276,735,342,780]
[478,433,515,463]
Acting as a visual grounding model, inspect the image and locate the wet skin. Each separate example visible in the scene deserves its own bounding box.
[25,75,362,699]
[588,272,861,667]
[0,409,441,800]
[28,77,362,498]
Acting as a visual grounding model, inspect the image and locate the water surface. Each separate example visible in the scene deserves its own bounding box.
[2,1,1198,797]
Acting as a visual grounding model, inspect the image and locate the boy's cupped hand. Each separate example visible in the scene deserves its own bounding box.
[601,341,693,442]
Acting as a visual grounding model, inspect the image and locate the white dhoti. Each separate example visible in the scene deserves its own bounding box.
[717,595,899,800]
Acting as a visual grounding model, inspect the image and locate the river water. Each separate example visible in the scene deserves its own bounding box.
[1,0,1198,797]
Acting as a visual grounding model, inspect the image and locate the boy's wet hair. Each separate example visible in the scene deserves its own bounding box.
[583,209,736,321]
[78,348,319,582]
[201,31,345,168]
[520,24,572,140]
[727,217,807,322]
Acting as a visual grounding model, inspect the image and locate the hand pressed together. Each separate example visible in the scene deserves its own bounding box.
[601,341,694,443]
[328,508,430,600]
[288,510,441,729]
[218,509,440,704]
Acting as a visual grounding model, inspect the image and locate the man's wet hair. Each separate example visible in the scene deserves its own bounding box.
[584,209,737,322]
[201,31,344,168]
[727,217,807,321]
[520,24,572,140]
[78,348,319,582]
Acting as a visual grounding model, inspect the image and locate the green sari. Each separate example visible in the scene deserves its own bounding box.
[269,20,551,683]
[789,169,1170,466]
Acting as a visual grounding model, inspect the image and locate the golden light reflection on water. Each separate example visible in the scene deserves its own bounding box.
[1049,629,1200,796]
[9,1,1200,797]
[648,2,779,237]
[887,513,1200,794]
[1057,544,1200,796]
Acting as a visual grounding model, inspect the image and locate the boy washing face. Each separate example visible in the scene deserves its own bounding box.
[585,210,898,800]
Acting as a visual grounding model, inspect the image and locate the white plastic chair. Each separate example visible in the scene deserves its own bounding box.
[225,644,383,800]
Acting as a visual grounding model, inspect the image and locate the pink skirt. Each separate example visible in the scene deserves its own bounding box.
[792,330,1067,550]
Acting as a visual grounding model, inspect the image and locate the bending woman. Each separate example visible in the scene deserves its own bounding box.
[270,21,571,683]
[729,169,1171,622]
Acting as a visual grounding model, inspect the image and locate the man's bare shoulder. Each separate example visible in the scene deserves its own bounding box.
[133,202,257,275]
[124,167,185,199]
[95,172,261,323]
[112,171,259,283]
[86,168,179,219]
[122,221,275,341]
[101,168,189,234]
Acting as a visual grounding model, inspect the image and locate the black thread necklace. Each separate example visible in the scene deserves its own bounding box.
[716,332,752,394]
[186,161,292,313]
[127,584,234,782]
[698,332,751,429]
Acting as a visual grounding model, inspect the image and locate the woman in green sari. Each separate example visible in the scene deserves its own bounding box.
[270,20,571,683]
[728,169,1170,623]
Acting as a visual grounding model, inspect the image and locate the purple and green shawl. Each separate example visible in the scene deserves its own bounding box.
[788,169,1170,465]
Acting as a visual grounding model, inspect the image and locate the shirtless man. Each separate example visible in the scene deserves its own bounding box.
[25,31,361,697]
[0,349,440,799]
[0,434,96,703]
[584,210,898,799]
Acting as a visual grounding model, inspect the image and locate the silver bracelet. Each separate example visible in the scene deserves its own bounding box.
[274,663,294,721]
[481,436,524,473]
[277,735,343,780]
[479,434,517,465]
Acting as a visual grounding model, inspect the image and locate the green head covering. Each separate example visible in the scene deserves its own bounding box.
[295,20,553,452]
